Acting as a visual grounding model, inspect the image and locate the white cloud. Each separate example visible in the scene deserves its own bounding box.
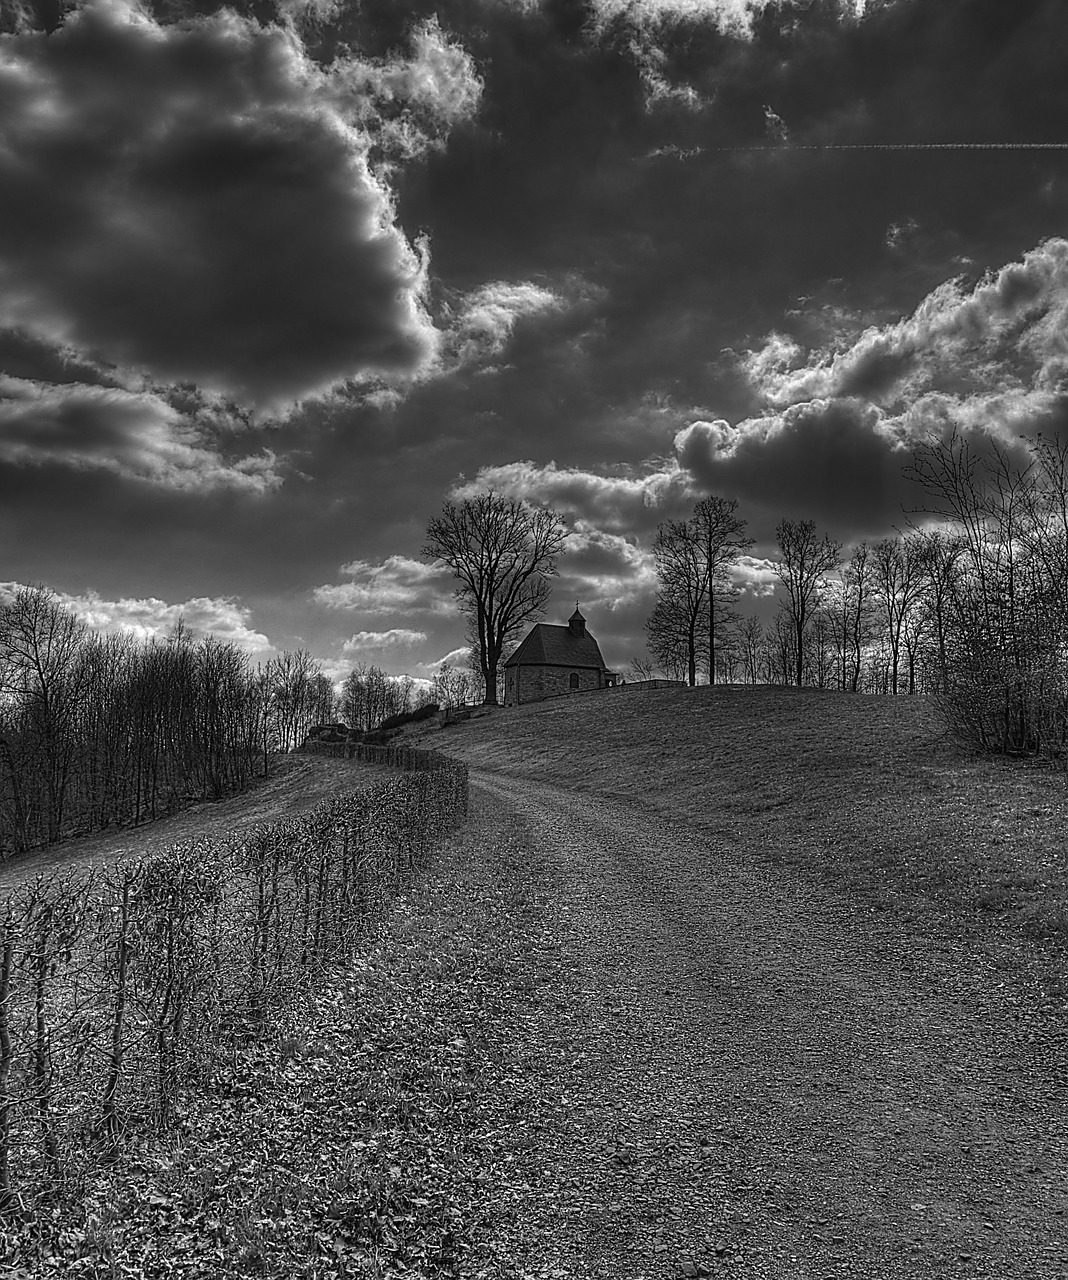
[450,458,694,532]
[559,524,658,610]
[0,584,272,650]
[588,0,766,37]
[443,281,564,370]
[0,376,280,491]
[313,555,453,614]
[730,555,779,598]
[327,16,483,166]
[414,647,471,673]
[745,238,1068,410]
[342,628,428,652]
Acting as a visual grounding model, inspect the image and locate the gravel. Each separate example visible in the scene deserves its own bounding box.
[462,768,1068,1279]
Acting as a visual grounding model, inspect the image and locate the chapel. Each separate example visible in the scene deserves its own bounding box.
[503,606,618,707]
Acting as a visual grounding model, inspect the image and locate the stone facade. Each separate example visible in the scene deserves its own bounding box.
[504,662,603,706]
[503,606,616,707]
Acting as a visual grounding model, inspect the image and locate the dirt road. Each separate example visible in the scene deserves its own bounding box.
[467,768,1068,1278]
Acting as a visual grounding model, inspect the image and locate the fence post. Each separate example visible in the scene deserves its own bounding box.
[101,878,132,1154]
[0,922,12,1207]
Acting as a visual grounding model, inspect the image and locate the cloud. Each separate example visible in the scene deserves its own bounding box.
[0,376,280,490]
[342,628,427,652]
[450,458,694,533]
[746,238,1068,410]
[442,281,564,370]
[680,239,1068,538]
[559,523,657,610]
[587,0,769,38]
[0,583,272,650]
[0,1,483,413]
[763,104,789,143]
[414,646,470,673]
[313,555,453,614]
[730,554,779,598]
[675,401,913,532]
[327,15,483,166]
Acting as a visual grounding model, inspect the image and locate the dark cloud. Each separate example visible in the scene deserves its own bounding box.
[7,0,1068,679]
[675,401,917,538]
[0,1,478,412]
[0,375,280,489]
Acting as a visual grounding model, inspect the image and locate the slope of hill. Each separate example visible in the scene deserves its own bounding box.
[0,752,394,893]
[435,685,1068,996]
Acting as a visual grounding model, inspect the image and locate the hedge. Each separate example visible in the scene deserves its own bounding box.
[0,750,468,1207]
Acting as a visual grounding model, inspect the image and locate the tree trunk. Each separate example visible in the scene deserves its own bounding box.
[709,593,716,686]
[687,620,697,687]
[484,660,499,706]
[794,615,805,687]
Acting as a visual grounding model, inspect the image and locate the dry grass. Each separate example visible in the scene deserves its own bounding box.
[436,685,1068,998]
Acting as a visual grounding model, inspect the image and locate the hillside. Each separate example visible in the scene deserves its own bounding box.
[436,685,1068,997]
[0,752,394,893]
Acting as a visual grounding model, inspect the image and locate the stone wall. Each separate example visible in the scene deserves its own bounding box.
[506,664,603,706]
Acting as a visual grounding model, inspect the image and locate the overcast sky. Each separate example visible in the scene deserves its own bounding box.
[3,0,1068,680]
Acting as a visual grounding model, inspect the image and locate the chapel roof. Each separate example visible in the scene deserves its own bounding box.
[503,622,608,670]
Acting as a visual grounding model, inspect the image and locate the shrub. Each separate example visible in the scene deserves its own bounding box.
[376,703,440,732]
[0,747,468,1203]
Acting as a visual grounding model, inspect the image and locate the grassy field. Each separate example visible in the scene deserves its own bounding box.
[433,685,1068,1000]
[8,689,1066,1277]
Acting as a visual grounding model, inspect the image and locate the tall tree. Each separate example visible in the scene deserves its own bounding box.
[774,520,842,687]
[872,533,927,695]
[692,496,754,685]
[424,494,565,705]
[913,529,965,692]
[649,518,707,686]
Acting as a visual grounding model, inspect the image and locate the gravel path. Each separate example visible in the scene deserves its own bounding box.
[466,768,1068,1279]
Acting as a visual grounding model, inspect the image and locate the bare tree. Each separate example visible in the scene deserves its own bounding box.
[737,615,764,685]
[0,587,87,843]
[872,533,927,695]
[774,520,842,687]
[430,662,472,709]
[645,587,703,685]
[909,429,1068,757]
[649,518,708,686]
[913,529,966,691]
[424,494,565,705]
[0,589,280,852]
[692,496,754,685]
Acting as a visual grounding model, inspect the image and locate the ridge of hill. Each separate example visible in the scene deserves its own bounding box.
[434,685,1068,1001]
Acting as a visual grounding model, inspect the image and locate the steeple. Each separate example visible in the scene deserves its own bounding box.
[568,603,586,637]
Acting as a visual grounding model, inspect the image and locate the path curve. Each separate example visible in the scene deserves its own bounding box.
[469,767,1068,1278]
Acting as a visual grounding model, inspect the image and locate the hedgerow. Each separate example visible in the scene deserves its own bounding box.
[0,750,467,1213]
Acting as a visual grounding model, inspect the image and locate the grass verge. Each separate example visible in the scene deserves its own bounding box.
[0,802,579,1280]
[436,686,1068,1000]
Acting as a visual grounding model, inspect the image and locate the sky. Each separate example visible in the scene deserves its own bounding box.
[3,0,1068,683]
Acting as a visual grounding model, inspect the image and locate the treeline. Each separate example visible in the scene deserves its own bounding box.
[339,663,442,731]
[0,588,334,855]
[643,433,1068,762]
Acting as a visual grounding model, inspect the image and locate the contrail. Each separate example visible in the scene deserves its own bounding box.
[714,142,1068,152]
